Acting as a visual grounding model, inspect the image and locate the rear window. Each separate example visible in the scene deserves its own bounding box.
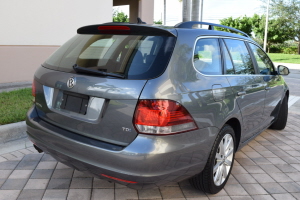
[43,34,176,79]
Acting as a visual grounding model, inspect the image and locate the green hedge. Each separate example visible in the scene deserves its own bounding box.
[0,88,33,125]
[269,43,298,54]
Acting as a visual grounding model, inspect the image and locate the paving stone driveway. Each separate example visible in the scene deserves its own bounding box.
[1,113,300,200]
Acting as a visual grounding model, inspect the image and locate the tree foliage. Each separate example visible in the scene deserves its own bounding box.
[252,14,290,53]
[216,13,292,53]
[113,10,129,23]
[263,0,300,54]
[216,16,253,37]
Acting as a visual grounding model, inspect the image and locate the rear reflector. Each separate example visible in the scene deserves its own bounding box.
[101,174,137,184]
[133,100,198,135]
[32,80,36,97]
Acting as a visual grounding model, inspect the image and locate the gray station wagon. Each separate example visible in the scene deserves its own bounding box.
[26,21,290,194]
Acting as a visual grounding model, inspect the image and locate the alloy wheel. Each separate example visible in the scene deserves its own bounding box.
[213,133,234,186]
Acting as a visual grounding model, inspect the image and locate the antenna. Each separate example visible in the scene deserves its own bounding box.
[137,17,146,24]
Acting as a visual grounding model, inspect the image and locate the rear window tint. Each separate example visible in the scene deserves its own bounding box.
[79,38,115,59]
[43,34,176,79]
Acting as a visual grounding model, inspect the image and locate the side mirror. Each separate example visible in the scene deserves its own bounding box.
[277,65,290,75]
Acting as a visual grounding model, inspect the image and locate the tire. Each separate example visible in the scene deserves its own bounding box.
[269,95,288,130]
[189,125,236,194]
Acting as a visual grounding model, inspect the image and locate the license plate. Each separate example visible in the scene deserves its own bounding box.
[60,91,89,114]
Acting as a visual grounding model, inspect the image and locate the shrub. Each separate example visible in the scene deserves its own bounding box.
[282,46,297,54]
[269,41,298,54]
[154,20,163,25]
[270,46,282,53]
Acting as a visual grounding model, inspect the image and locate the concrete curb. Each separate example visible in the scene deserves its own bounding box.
[0,81,31,93]
[0,81,31,89]
[0,81,31,144]
[0,121,27,144]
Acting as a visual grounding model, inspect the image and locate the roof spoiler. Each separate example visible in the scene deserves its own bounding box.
[77,24,176,37]
[175,21,250,38]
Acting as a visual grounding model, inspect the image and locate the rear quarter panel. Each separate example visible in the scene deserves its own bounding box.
[140,29,243,152]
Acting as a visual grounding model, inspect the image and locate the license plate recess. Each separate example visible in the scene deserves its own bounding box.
[60,91,89,115]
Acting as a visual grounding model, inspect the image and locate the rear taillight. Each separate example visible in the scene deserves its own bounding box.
[133,100,198,135]
[32,80,36,98]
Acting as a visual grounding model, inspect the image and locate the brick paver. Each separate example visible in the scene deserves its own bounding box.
[1,113,300,199]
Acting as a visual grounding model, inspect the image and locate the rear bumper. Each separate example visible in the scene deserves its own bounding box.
[26,105,218,189]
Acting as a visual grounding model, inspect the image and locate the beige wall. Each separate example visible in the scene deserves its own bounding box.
[139,0,154,24]
[0,0,113,84]
[0,0,113,45]
[0,0,154,84]
[114,0,154,24]
[0,46,58,83]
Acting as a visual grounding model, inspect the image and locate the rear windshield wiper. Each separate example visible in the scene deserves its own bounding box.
[73,64,125,79]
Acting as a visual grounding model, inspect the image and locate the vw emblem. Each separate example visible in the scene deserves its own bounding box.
[67,77,76,88]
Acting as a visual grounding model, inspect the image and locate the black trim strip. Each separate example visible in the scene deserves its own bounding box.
[34,117,124,151]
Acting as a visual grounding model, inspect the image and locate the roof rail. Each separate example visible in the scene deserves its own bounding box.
[174,21,250,38]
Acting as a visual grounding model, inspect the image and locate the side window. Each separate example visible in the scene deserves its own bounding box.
[193,38,222,75]
[220,40,235,74]
[224,39,255,75]
[248,43,274,75]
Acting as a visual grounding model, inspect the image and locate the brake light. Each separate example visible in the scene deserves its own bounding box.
[97,26,131,34]
[133,100,198,135]
[98,26,130,31]
[32,80,36,97]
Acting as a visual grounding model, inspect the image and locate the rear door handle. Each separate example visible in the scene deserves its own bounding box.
[237,91,246,96]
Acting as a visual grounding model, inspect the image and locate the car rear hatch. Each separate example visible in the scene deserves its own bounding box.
[34,24,177,146]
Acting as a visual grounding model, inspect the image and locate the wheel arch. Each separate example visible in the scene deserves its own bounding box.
[225,118,241,151]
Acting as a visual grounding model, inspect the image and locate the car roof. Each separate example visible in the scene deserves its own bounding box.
[174,28,252,41]
[159,21,251,41]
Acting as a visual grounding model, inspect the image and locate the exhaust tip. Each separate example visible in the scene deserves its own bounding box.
[33,144,43,153]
